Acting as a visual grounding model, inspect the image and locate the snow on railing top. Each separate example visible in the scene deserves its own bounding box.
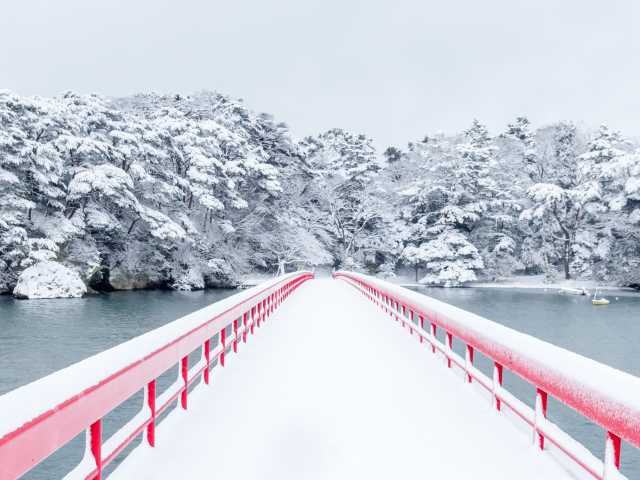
[0,271,312,479]
[335,271,640,450]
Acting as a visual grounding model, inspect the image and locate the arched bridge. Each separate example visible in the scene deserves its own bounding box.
[0,272,638,479]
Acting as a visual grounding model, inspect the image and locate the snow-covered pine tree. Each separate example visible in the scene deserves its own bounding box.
[520,122,602,279]
[573,125,640,283]
[503,116,538,180]
[397,133,484,285]
[458,120,521,280]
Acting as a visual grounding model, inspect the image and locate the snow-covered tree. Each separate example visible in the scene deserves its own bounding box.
[396,133,485,285]
[302,129,383,268]
[520,181,601,279]
[0,90,331,293]
[503,116,538,180]
[4,87,640,293]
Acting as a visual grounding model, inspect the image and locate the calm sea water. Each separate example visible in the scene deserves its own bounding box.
[1,285,639,478]
[411,286,640,479]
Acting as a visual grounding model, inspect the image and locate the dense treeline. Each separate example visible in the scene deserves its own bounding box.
[390,119,640,286]
[1,90,639,293]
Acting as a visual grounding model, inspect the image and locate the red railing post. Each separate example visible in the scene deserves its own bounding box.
[243,312,248,343]
[257,303,262,328]
[603,431,621,479]
[260,299,264,324]
[204,339,211,384]
[534,388,548,449]
[146,380,156,446]
[445,332,453,368]
[220,328,226,367]
[89,420,102,480]
[418,314,424,343]
[465,345,474,383]
[430,322,437,353]
[401,304,406,323]
[233,318,239,353]
[181,356,188,410]
[251,306,256,335]
[410,309,416,336]
[493,362,503,411]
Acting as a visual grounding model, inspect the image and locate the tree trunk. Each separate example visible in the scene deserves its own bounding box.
[563,238,571,280]
[127,218,139,235]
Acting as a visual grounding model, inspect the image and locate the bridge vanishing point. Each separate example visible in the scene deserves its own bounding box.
[0,272,638,479]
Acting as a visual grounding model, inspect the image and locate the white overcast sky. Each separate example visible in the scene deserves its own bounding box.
[1,0,638,148]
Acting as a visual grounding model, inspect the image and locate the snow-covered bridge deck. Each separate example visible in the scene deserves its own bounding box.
[1,272,638,480]
[111,278,573,480]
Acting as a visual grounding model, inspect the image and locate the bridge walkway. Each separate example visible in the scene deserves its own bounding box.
[111,278,577,480]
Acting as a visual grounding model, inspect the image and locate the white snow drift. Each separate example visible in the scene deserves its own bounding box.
[13,261,87,299]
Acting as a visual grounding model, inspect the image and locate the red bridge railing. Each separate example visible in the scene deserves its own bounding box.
[334,271,638,480]
[0,271,313,480]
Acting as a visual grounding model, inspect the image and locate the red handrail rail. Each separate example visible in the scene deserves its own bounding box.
[0,271,313,480]
[334,271,639,480]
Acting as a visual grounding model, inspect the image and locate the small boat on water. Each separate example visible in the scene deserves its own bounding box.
[559,287,589,296]
[592,288,610,305]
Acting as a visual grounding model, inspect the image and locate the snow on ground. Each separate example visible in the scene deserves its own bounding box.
[468,275,633,291]
[393,273,635,292]
[12,261,87,299]
[112,278,579,480]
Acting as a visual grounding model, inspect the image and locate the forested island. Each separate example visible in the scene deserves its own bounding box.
[1,90,639,298]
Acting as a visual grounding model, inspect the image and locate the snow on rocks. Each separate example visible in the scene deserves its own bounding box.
[203,259,238,288]
[171,266,205,291]
[12,261,87,299]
